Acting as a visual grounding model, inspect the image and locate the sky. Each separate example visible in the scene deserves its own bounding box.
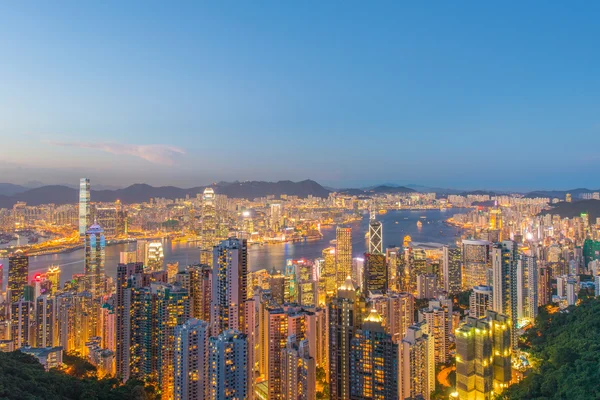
[1,2,599,190]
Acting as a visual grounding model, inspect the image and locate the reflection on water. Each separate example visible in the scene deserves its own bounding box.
[0,209,467,287]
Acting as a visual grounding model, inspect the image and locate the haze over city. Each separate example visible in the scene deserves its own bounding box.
[2,2,600,190]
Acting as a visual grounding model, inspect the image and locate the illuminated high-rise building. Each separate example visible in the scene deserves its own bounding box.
[538,266,552,306]
[319,247,337,304]
[419,300,450,364]
[416,274,437,299]
[385,247,400,292]
[174,319,210,400]
[295,259,317,306]
[270,203,282,232]
[282,336,316,400]
[187,264,212,321]
[369,291,414,343]
[328,276,366,400]
[8,250,29,303]
[462,240,491,290]
[35,295,54,347]
[517,254,538,322]
[46,265,61,295]
[147,242,164,272]
[284,259,298,303]
[442,245,462,294]
[398,322,435,400]
[85,223,106,297]
[79,178,91,236]
[211,238,248,335]
[209,330,248,400]
[455,311,512,399]
[363,252,387,295]
[335,227,352,288]
[470,285,493,319]
[11,300,33,348]
[200,188,217,266]
[368,218,383,254]
[350,309,398,400]
[491,241,518,348]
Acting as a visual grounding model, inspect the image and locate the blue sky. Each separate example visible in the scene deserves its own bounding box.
[1,2,599,190]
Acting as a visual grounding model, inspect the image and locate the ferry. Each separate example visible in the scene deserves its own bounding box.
[378,209,387,215]
[416,220,423,228]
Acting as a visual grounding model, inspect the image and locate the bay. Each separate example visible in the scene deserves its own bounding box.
[0,209,467,287]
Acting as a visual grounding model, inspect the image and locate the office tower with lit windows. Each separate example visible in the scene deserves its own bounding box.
[319,247,337,303]
[147,242,164,272]
[85,223,106,297]
[455,311,512,399]
[398,322,435,400]
[35,295,54,347]
[282,336,316,400]
[363,252,387,295]
[46,265,61,295]
[517,254,538,321]
[284,259,298,303]
[538,266,552,306]
[335,227,352,288]
[462,240,491,290]
[470,285,493,319]
[294,259,317,306]
[173,319,210,400]
[491,241,518,348]
[200,188,217,266]
[8,250,29,303]
[187,264,212,321]
[208,330,248,400]
[328,277,366,400]
[116,262,144,380]
[270,202,282,232]
[130,283,190,396]
[350,309,398,400]
[368,218,383,254]
[211,238,248,335]
[386,247,400,291]
[442,245,462,294]
[370,291,414,343]
[419,300,450,364]
[11,300,33,348]
[417,274,437,299]
[79,178,91,236]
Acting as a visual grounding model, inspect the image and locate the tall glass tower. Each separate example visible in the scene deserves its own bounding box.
[79,178,91,236]
[85,223,106,297]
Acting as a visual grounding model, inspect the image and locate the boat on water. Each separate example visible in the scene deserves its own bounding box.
[395,221,399,224]
[416,220,423,228]
[378,209,387,215]
[420,216,427,219]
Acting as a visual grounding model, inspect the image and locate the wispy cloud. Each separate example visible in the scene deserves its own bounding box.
[48,141,185,165]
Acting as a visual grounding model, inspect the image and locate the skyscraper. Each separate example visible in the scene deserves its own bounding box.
[398,322,435,400]
[363,252,387,295]
[369,291,414,343]
[85,223,106,297]
[455,311,512,399]
[282,336,316,400]
[491,241,518,348]
[462,240,491,290]
[46,265,61,295]
[116,262,144,380]
[187,264,212,321]
[8,250,29,303]
[442,245,462,294]
[211,238,248,335]
[173,319,210,400]
[335,227,352,288]
[419,300,450,364]
[368,218,383,254]
[11,300,33,348]
[517,254,538,322]
[79,178,91,236]
[147,242,164,272]
[35,295,54,347]
[328,277,366,400]
[208,330,248,400]
[200,188,217,266]
[538,266,552,307]
[350,309,398,400]
[470,285,493,318]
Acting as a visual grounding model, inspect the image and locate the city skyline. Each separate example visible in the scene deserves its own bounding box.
[2,2,600,189]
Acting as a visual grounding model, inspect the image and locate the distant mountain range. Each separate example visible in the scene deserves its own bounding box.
[1,179,599,208]
[0,180,332,208]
